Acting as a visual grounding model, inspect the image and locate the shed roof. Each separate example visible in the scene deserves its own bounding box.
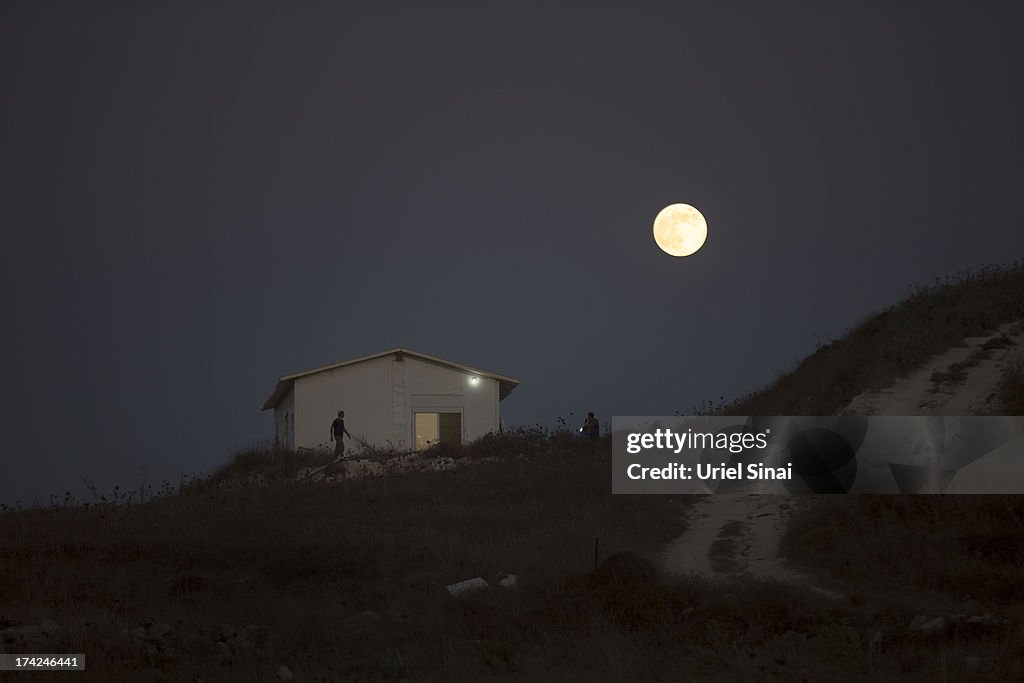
[261,348,520,411]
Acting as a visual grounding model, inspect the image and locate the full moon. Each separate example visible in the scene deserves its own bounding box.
[653,203,708,257]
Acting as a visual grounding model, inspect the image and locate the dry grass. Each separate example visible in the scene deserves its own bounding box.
[752,263,1024,610]
[720,262,1024,679]
[783,496,1024,603]
[995,357,1024,414]
[723,262,1024,415]
[6,262,1024,680]
[0,435,704,681]
[777,496,1024,673]
[7,433,1009,681]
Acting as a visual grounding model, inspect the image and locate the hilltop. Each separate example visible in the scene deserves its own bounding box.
[724,263,1024,416]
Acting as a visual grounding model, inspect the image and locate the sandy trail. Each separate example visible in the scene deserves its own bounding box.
[659,320,1024,590]
[842,320,1023,417]
[661,495,814,584]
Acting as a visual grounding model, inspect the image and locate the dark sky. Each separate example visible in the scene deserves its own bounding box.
[3,1,1023,505]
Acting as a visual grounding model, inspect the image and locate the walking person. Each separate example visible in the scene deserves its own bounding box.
[330,410,352,461]
[582,411,600,439]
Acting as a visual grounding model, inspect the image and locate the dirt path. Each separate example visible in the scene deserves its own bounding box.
[841,320,1024,417]
[660,495,819,585]
[659,321,1024,590]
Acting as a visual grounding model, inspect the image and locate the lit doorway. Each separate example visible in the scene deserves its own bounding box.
[414,412,462,450]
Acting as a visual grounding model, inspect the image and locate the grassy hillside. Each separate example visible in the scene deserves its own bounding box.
[0,437,707,681]
[724,263,1024,415]
[5,437,1024,682]
[4,264,1024,681]
[747,262,1024,662]
[11,435,1016,682]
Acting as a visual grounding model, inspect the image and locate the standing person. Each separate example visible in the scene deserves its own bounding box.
[330,410,352,460]
[582,411,600,438]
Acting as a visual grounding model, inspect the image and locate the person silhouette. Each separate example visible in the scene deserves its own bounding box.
[582,412,600,438]
[330,410,353,460]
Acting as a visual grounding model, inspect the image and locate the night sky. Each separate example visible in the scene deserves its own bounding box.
[3,2,1023,505]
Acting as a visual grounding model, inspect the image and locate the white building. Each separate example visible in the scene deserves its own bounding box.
[261,348,519,452]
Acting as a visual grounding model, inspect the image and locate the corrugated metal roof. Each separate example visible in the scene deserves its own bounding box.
[260,347,520,411]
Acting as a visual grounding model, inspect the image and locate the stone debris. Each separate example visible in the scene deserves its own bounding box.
[908,615,946,632]
[345,611,382,629]
[339,460,386,478]
[278,665,294,680]
[446,577,489,596]
[385,454,421,472]
[908,612,1008,632]
[220,448,508,488]
[297,453,478,483]
[498,574,518,589]
[966,613,1003,624]
[428,457,457,471]
[459,456,500,466]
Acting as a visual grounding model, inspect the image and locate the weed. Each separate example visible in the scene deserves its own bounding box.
[722,262,1024,415]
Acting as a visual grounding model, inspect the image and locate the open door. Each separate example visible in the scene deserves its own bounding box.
[414,411,462,450]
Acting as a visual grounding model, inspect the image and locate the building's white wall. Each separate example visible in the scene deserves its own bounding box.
[402,356,499,444]
[293,355,392,451]
[274,389,295,449]
[288,353,502,452]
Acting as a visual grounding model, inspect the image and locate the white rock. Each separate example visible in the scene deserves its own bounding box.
[278,665,294,680]
[340,460,384,478]
[908,614,930,631]
[446,577,489,596]
[967,613,1000,624]
[429,457,457,471]
[354,611,381,623]
[498,574,518,589]
[384,455,420,472]
[916,617,945,632]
